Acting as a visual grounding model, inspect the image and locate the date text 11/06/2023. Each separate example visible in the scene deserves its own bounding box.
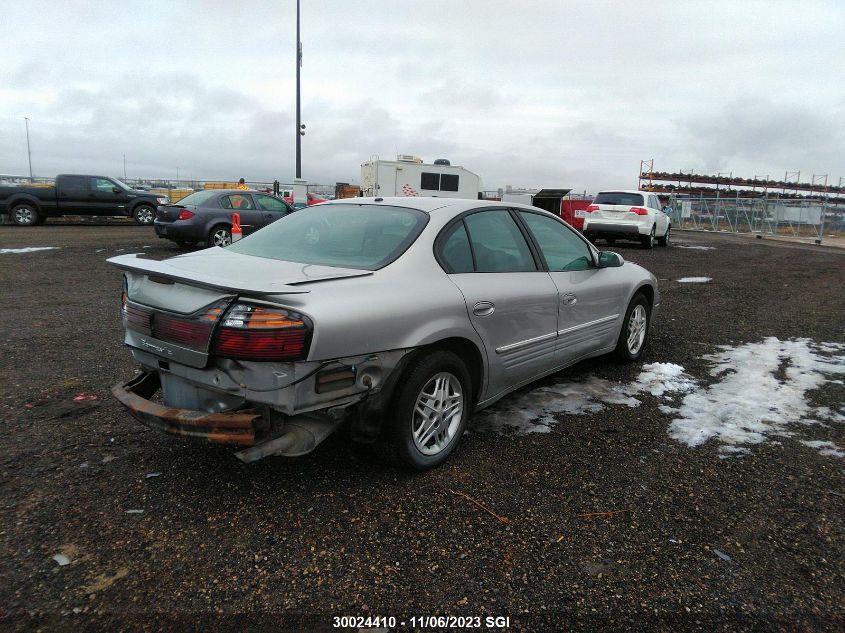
[332,615,511,628]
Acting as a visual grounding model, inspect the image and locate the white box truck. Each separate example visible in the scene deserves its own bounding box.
[360,156,481,199]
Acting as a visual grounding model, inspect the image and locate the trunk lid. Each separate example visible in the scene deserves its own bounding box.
[109,249,372,367]
[108,249,373,297]
[156,203,192,222]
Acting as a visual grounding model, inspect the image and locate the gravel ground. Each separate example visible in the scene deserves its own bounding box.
[1,224,843,632]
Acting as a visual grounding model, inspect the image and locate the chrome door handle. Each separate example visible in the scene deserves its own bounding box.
[473,301,495,317]
[561,293,577,306]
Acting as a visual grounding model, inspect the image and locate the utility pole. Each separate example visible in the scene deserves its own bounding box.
[295,0,303,178]
[23,117,33,181]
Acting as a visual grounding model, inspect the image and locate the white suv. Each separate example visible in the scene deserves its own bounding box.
[582,190,671,249]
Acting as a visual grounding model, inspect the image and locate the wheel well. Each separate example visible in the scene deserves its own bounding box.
[636,284,654,307]
[422,337,484,405]
[10,197,40,210]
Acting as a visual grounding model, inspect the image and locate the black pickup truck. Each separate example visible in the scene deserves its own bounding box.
[0,175,169,226]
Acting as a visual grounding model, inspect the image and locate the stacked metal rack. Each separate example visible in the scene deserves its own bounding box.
[637,160,844,241]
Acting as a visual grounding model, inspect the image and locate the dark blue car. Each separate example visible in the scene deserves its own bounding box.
[154,189,294,248]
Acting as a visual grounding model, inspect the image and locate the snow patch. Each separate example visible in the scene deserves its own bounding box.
[677,277,712,283]
[667,338,845,450]
[629,362,697,397]
[0,247,58,254]
[473,364,693,435]
[800,440,845,458]
[674,245,716,251]
[472,338,844,461]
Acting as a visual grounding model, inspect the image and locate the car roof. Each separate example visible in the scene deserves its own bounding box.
[596,189,650,195]
[205,189,271,195]
[321,196,548,215]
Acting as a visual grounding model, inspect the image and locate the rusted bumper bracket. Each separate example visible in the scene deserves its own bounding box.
[111,371,259,446]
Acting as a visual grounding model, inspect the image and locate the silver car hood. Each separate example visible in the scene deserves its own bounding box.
[107,249,373,295]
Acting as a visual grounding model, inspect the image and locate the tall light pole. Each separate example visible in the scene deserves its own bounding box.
[123,154,127,181]
[23,117,33,182]
[295,0,303,178]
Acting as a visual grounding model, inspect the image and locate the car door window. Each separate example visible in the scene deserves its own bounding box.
[519,211,593,272]
[221,194,255,210]
[255,194,288,213]
[462,210,536,272]
[438,221,474,273]
[91,177,116,192]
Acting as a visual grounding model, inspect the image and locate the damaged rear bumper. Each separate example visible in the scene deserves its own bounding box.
[112,371,260,446]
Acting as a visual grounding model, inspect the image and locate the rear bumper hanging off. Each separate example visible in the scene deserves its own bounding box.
[111,371,259,446]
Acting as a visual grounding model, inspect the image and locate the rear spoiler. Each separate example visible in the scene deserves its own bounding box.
[107,254,314,295]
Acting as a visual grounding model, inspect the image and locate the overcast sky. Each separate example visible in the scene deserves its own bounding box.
[1,0,843,192]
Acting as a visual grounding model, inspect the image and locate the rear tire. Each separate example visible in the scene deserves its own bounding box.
[657,224,671,247]
[207,225,232,247]
[11,203,41,226]
[641,225,656,249]
[133,205,155,225]
[376,350,471,471]
[614,292,651,363]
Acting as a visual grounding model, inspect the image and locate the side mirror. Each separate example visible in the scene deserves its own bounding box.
[598,251,624,268]
[112,187,121,194]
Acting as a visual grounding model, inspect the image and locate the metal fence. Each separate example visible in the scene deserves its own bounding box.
[666,196,845,242]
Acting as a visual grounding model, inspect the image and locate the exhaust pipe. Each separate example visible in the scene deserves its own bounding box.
[235,415,339,463]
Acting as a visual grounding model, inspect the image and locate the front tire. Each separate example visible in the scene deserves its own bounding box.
[377,350,471,471]
[134,205,156,225]
[11,203,41,226]
[657,224,671,247]
[614,292,651,363]
[207,225,232,248]
[641,225,656,249]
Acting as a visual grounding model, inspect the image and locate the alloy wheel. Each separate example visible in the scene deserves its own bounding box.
[212,228,232,247]
[14,206,34,225]
[411,372,464,456]
[135,207,154,225]
[627,304,647,355]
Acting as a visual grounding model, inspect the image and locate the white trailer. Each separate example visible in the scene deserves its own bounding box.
[360,156,481,199]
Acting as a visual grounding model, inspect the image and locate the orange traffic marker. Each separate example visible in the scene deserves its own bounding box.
[231,212,242,242]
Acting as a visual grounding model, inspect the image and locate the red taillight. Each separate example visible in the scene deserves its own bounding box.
[123,302,152,334]
[630,206,649,215]
[177,209,194,220]
[154,312,214,347]
[123,300,227,349]
[587,204,599,212]
[212,303,311,362]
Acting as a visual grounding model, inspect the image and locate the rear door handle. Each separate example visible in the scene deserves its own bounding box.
[561,293,577,306]
[473,301,495,317]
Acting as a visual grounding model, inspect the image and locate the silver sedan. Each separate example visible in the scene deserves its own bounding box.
[109,197,659,470]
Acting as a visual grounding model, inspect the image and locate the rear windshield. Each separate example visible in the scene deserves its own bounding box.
[176,190,219,206]
[594,192,644,206]
[227,203,428,270]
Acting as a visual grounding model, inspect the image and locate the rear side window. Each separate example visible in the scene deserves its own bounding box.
[60,176,86,191]
[519,211,593,271]
[438,222,474,273]
[463,210,536,273]
[221,194,255,210]
[594,192,644,206]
